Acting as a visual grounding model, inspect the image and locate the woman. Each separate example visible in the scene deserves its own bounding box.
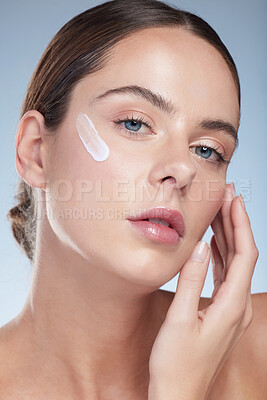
[0,0,265,398]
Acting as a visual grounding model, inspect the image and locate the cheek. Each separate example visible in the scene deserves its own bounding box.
[48,122,118,197]
[76,112,111,162]
[186,180,225,240]
[46,123,141,229]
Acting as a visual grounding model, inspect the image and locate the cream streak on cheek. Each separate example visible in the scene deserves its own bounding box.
[76,112,110,161]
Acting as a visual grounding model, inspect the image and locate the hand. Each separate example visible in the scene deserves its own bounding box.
[148,183,259,400]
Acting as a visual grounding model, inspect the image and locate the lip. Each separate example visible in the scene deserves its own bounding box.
[127,207,185,246]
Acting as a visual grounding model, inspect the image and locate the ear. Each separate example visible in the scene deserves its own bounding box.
[15,110,48,189]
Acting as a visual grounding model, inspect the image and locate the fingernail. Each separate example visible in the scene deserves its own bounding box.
[239,193,246,209]
[191,241,209,262]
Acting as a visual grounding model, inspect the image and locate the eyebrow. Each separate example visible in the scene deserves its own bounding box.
[93,85,239,150]
[197,119,239,150]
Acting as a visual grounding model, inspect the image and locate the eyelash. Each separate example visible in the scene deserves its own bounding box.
[113,115,229,165]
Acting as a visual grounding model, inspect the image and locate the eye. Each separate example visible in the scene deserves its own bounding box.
[113,115,155,137]
[112,117,230,166]
[191,143,229,165]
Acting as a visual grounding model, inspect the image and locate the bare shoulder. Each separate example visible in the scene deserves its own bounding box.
[0,321,17,389]
[0,323,12,398]
[235,293,267,377]
[0,319,30,399]
[206,292,267,399]
[159,290,267,399]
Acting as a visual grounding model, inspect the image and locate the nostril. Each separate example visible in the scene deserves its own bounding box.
[162,176,177,184]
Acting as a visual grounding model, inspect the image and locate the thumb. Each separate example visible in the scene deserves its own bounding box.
[167,241,210,325]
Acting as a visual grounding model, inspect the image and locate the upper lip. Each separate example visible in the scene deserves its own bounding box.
[127,207,185,237]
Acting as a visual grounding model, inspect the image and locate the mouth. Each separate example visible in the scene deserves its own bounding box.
[127,207,185,246]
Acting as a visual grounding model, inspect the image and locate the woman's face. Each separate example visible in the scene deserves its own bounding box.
[45,27,239,287]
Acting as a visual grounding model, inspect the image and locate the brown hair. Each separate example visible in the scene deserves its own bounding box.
[7,0,241,264]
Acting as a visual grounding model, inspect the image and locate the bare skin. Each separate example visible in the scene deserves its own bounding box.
[0,293,267,399]
[0,27,265,399]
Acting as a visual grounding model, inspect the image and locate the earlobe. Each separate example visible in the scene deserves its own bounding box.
[15,110,47,189]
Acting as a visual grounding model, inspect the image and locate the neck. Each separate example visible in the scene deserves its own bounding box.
[14,220,163,398]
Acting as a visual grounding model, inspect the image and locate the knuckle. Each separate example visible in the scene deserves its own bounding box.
[224,298,247,326]
[241,309,254,329]
[217,305,241,328]
[182,273,202,289]
[213,284,253,329]
[251,243,259,257]
[245,310,254,327]
[231,308,246,325]
[252,246,259,260]
[245,245,259,262]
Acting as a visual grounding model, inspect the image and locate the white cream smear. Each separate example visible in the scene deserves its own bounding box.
[76,112,110,161]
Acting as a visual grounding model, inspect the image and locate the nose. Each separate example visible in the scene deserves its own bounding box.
[148,142,197,194]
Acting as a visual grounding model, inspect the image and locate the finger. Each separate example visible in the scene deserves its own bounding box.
[210,235,224,300]
[211,210,227,266]
[210,183,235,277]
[221,195,259,305]
[167,241,210,326]
[210,235,224,285]
[220,183,235,271]
[201,196,258,329]
[242,282,253,328]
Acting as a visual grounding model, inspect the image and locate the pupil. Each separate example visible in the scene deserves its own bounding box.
[125,120,141,132]
[196,146,212,159]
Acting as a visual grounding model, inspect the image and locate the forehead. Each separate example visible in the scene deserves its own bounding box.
[78,27,240,127]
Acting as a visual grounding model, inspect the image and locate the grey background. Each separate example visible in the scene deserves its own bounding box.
[0,0,266,327]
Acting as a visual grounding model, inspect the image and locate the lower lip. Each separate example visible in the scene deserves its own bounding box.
[127,220,181,246]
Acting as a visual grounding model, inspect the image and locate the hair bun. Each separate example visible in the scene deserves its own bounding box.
[6,179,36,263]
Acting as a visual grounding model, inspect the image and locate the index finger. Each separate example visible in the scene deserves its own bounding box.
[218,195,258,305]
